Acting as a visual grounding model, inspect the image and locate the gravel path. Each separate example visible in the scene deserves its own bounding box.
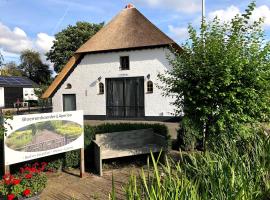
[30,130,64,145]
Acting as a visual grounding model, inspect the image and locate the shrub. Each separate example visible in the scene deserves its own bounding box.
[176,116,202,151]
[44,157,63,172]
[0,140,3,176]
[63,150,80,168]
[159,2,270,152]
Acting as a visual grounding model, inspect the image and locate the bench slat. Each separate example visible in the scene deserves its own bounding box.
[101,144,164,159]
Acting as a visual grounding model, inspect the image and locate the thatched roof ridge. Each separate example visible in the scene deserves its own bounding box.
[76,6,178,53]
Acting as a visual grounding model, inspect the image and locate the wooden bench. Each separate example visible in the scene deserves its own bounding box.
[93,128,167,176]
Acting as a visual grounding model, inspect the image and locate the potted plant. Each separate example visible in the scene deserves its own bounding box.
[0,162,48,200]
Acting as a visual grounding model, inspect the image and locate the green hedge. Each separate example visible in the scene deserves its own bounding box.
[7,123,169,173]
[0,140,3,176]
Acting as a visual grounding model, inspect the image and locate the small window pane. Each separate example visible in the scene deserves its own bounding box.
[99,83,104,94]
[66,83,72,89]
[147,81,153,93]
[120,56,130,70]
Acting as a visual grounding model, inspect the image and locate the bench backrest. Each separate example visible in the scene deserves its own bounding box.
[95,129,157,148]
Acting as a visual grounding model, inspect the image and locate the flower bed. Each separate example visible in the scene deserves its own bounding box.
[0,162,47,200]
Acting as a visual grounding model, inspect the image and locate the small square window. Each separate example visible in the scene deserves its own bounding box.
[120,56,130,70]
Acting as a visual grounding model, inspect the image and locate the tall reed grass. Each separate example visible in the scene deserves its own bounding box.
[111,133,270,200]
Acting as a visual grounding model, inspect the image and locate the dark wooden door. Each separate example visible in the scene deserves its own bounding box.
[106,77,144,118]
[63,94,76,111]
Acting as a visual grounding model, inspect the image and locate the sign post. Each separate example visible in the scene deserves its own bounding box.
[80,148,85,178]
[3,111,84,177]
[0,108,9,174]
[4,164,10,174]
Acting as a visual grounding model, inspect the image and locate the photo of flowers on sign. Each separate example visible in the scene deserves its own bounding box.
[5,120,83,152]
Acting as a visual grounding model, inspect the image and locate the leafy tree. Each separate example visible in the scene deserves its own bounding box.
[19,50,52,85]
[1,62,23,76]
[34,84,51,106]
[0,52,3,67]
[159,2,270,149]
[46,21,104,73]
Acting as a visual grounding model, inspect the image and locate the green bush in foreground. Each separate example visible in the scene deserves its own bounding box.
[160,1,270,151]
[118,132,270,200]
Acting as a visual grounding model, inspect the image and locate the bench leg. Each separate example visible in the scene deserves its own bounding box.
[95,157,102,176]
[98,158,102,176]
[94,144,102,176]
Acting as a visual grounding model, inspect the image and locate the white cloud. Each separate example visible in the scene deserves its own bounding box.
[0,21,54,62]
[35,33,54,53]
[13,27,28,38]
[0,22,33,54]
[168,4,270,43]
[133,0,201,13]
[208,5,240,22]
[168,25,188,40]
[208,5,270,27]
[251,5,270,26]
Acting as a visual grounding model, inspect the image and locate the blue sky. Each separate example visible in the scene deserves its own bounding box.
[0,0,269,70]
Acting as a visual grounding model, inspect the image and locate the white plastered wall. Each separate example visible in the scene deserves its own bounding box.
[52,47,176,117]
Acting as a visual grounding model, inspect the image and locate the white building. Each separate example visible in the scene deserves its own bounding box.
[0,76,38,108]
[43,4,182,121]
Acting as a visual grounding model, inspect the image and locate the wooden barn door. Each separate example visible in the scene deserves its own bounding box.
[106,77,144,118]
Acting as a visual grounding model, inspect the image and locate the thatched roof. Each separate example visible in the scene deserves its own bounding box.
[42,4,181,99]
[42,54,82,98]
[76,5,178,53]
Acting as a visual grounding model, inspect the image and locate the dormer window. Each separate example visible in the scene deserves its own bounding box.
[120,56,130,70]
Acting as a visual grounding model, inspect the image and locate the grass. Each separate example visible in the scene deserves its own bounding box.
[5,130,33,149]
[111,133,270,200]
[50,120,83,137]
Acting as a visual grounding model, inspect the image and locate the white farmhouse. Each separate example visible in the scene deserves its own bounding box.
[43,4,182,121]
